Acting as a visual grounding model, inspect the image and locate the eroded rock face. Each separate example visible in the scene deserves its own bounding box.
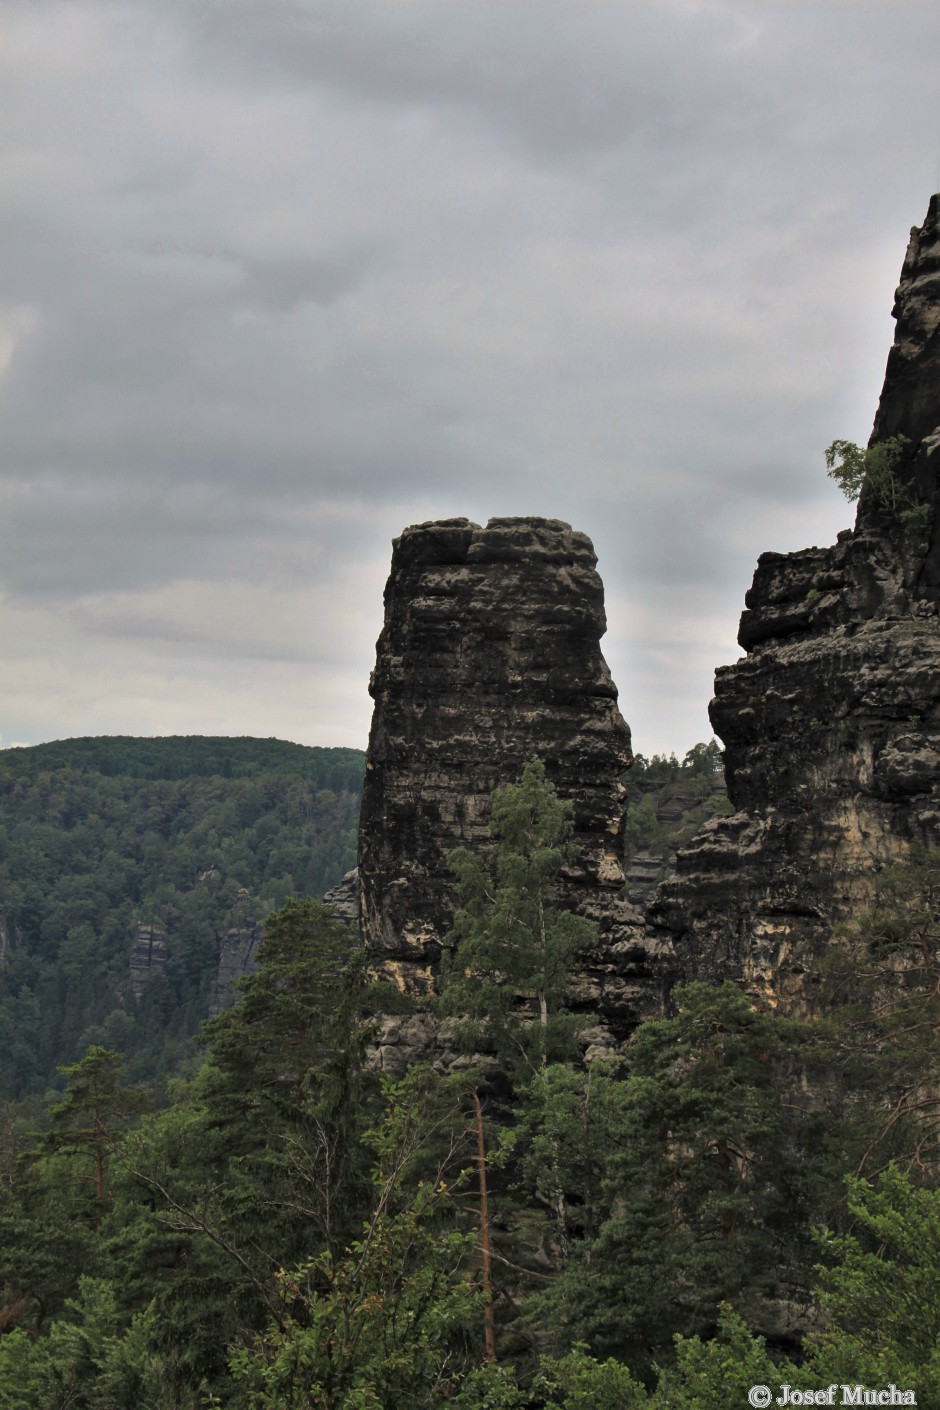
[359,516,666,1042]
[0,908,15,971]
[652,196,940,1012]
[322,869,360,928]
[128,923,168,1002]
[208,889,262,1017]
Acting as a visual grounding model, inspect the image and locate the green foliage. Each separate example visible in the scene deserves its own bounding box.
[199,898,373,1260]
[624,794,660,852]
[0,1048,145,1341]
[202,898,366,1104]
[819,846,940,1170]
[0,736,363,1097]
[680,740,726,778]
[228,1070,483,1410]
[0,1275,207,1410]
[532,984,827,1369]
[537,1345,648,1408]
[511,1061,629,1260]
[625,740,728,861]
[0,1328,45,1410]
[629,740,724,785]
[809,1167,940,1399]
[47,1046,145,1229]
[103,899,375,1391]
[826,438,874,501]
[0,1128,96,1335]
[0,735,364,785]
[825,435,931,528]
[650,1305,796,1410]
[440,760,597,1079]
[7,737,940,1408]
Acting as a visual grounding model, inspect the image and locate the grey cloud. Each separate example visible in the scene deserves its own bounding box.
[239,249,384,312]
[3,0,939,754]
[0,471,393,600]
[172,0,940,217]
[63,600,314,664]
[178,0,693,159]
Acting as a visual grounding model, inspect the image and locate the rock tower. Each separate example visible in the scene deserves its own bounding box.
[652,195,940,1012]
[359,516,665,1048]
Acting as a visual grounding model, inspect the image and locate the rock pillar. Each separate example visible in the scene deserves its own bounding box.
[359,516,663,1043]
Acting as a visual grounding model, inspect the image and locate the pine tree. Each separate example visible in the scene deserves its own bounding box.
[228,1070,486,1410]
[440,760,597,1080]
[109,899,376,1395]
[533,985,825,1370]
[47,1046,144,1230]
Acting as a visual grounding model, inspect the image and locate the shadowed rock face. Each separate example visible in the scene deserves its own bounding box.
[128,923,167,1002]
[359,516,665,1048]
[208,889,263,1017]
[651,196,940,1013]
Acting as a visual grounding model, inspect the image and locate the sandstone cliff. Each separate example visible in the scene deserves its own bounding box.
[0,908,15,972]
[128,922,168,1002]
[651,195,940,1012]
[207,889,263,1017]
[359,516,666,1052]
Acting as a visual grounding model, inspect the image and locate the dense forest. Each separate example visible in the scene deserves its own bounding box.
[0,737,363,1098]
[1,748,938,1407]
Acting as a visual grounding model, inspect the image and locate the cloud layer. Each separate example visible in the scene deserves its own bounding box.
[2,0,938,756]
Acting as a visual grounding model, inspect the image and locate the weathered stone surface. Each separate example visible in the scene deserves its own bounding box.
[623,764,729,907]
[652,196,940,1011]
[322,869,360,927]
[626,850,668,907]
[370,1011,502,1075]
[208,889,262,1017]
[0,908,14,971]
[359,515,668,1047]
[128,923,168,1001]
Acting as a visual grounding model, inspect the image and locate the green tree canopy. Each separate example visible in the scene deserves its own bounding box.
[825,434,930,528]
[532,984,828,1371]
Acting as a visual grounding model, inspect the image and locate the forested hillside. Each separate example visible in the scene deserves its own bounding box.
[0,737,363,1098]
[0,735,727,1103]
[1,770,938,1408]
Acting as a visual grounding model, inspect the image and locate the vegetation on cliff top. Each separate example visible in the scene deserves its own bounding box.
[825,434,932,529]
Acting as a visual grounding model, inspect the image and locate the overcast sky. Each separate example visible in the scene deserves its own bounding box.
[2,0,938,760]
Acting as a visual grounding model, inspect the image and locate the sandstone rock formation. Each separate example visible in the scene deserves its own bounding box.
[208,889,263,1017]
[359,516,666,1047]
[651,195,940,1012]
[0,908,14,972]
[322,869,359,928]
[128,922,168,1001]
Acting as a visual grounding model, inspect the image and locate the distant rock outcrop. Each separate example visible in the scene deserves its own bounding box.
[322,869,359,927]
[128,923,168,1001]
[359,515,668,1047]
[207,876,361,1018]
[208,889,262,1017]
[651,195,940,1013]
[0,908,16,971]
